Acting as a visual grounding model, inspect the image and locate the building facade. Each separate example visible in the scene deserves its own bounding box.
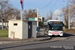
[39,16,44,22]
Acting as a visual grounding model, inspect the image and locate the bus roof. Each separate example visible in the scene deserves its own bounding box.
[47,20,63,22]
[44,20,63,25]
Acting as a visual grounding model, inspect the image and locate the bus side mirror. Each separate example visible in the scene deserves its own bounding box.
[63,24,64,26]
[48,22,49,25]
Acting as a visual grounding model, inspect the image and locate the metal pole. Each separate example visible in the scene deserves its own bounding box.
[68,1,70,29]
[69,2,70,29]
[21,7,23,20]
[37,7,39,26]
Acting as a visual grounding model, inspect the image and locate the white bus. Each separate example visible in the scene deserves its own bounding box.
[44,20,63,37]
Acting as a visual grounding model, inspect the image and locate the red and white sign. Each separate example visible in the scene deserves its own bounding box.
[35,17,37,21]
[51,32,60,34]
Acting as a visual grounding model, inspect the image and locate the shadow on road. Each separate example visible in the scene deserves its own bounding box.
[37,35,48,38]
[63,32,75,37]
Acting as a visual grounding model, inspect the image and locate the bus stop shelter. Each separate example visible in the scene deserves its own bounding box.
[8,20,37,39]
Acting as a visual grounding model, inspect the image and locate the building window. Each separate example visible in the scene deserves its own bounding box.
[14,23,18,26]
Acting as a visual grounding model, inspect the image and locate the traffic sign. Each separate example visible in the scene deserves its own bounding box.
[29,18,35,20]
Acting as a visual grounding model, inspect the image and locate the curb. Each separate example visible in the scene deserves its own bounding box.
[0,37,51,45]
[0,37,67,45]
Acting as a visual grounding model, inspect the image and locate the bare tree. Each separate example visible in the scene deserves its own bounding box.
[49,11,53,20]
[24,10,28,20]
[23,9,37,20]
[0,0,10,30]
[0,0,20,29]
[46,11,53,20]
[32,9,37,18]
[62,0,75,27]
[62,7,68,26]
[70,0,75,17]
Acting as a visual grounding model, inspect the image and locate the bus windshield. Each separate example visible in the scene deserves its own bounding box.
[48,23,63,31]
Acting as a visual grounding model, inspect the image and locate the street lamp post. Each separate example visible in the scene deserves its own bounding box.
[68,1,70,29]
[37,7,39,26]
[21,8,23,20]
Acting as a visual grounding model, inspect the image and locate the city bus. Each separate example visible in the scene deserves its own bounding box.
[44,20,63,37]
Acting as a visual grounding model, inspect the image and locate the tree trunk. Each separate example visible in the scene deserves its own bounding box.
[7,22,8,29]
[2,20,3,30]
[5,22,7,30]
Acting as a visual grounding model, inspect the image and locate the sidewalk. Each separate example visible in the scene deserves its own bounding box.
[0,36,50,45]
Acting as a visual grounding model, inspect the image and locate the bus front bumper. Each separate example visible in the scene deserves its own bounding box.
[48,33,63,36]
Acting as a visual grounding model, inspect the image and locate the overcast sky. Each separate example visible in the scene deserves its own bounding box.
[9,0,68,21]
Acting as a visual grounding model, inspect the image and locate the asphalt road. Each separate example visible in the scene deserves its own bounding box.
[0,32,75,50]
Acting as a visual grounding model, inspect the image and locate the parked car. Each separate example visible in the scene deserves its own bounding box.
[0,25,9,29]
